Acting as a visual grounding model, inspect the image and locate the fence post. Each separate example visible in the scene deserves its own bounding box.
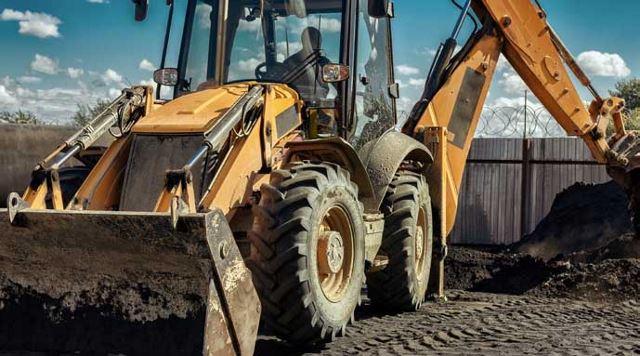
[520,138,532,237]
[520,90,531,237]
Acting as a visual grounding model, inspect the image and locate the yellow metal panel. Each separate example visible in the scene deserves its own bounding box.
[482,0,595,136]
[133,84,250,134]
[415,35,501,234]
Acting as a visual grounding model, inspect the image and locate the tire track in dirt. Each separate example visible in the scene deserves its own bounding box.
[256,291,640,355]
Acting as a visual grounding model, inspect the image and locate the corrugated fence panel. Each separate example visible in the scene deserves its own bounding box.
[467,138,523,161]
[451,137,610,245]
[451,162,522,245]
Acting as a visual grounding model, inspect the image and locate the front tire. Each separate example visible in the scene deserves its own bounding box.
[248,162,365,344]
[367,171,433,311]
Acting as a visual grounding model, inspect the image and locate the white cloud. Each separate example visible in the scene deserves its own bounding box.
[415,47,437,58]
[0,85,17,105]
[495,56,509,73]
[102,69,123,84]
[487,96,543,109]
[238,18,261,32]
[195,3,214,29]
[140,78,174,98]
[0,9,61,38]
[30,54,59,75]
[0,74,141,124]
[0,78,121,123]
[277,41,303,56]
[314,17,341,33]
[139,59,156,72]
[408,78,425,87]
[108,88,121,98]
[87,0,110,3]
[576,51,631,78]
[396,64,420,76]
[18,76,42,84]
[237,58,262,72]
[499,71,527,95]
[67,67,84,79]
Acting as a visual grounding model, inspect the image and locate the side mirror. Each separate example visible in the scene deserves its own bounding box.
[133,0,149,22]
[368,0,390,18]
[322,64,350,83]
[153,68,179,87]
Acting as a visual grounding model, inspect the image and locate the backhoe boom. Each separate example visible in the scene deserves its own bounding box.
[404,0,635,237]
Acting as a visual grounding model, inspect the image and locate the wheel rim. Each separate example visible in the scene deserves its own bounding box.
[317,205,354,302]
[415,206,428,278]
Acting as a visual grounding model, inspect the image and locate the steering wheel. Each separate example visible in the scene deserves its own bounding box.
[255,62,289,81]
[255,62,269,80]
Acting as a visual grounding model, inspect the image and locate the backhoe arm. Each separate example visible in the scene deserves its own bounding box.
[403,0,633,237]
[476,0,626,164]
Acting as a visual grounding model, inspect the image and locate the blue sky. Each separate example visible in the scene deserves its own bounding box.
[0,0,638,125]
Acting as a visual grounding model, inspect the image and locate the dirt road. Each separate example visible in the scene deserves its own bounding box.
[256,291,640,355]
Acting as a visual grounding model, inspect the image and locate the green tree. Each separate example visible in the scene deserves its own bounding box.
[610,78,640,110]
[0,110,40,125]
[607,78,640,134]
[72,99,112,127]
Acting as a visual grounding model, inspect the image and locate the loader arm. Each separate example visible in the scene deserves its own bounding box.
[403,0,633,238]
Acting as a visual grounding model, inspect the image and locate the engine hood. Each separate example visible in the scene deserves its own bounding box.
[133,83,251,134]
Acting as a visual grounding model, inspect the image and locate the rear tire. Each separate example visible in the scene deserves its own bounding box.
[367,171,433,311]
[248,161,365,344]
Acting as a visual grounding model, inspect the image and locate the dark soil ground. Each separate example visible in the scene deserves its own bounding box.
[444,181,640,303]
[256,291,640,355]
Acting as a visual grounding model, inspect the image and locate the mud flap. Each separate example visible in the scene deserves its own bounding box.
[0,208,260,355]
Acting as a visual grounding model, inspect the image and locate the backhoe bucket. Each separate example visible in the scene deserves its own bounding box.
[0,207,260,355]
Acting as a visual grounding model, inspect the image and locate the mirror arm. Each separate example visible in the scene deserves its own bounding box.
[157,1,175,99]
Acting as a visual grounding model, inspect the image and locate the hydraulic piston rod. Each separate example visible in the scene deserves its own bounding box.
[43,86,149,171]
[184,85,264,170]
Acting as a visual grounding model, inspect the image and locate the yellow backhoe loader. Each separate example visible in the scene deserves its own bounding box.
[1,0,639,354]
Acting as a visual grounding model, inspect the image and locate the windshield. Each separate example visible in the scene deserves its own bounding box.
[181,0,344,102]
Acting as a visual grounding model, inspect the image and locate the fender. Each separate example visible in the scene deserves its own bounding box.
[284,138,377,210]
[359,130,434,210]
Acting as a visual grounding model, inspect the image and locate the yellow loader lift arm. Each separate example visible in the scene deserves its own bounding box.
[403,0,637,238]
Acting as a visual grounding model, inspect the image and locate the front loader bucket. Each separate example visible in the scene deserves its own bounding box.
[0,208,260,355]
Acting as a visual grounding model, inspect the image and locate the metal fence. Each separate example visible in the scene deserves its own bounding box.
[449,137,611,245]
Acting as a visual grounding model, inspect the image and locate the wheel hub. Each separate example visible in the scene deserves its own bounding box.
[318,231,344,274]
[416,226,424,261]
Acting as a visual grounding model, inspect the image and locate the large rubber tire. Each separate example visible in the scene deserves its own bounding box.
[248,161,365,344]
[367,171,433,311]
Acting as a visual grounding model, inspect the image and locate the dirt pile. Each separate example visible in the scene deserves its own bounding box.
[514,181,632,260]
[446,240,640,302]
[530,258,640,302]
[445,246,555,294]
[447,181,640,302]
[529,234,640,301]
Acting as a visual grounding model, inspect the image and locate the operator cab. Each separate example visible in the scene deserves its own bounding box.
[154,0,398,149]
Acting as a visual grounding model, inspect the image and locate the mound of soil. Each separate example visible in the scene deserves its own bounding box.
[445,246,556,294]
[514,182,632,261]
[529,258,640,302]
[447,235,640,302]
